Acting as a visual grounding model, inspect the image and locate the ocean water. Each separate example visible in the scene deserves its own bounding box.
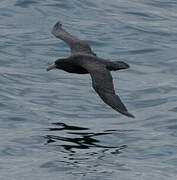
[1,0,177,179]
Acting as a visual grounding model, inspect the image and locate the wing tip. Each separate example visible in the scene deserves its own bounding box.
[121,111,135,118]
[52,21,62,35]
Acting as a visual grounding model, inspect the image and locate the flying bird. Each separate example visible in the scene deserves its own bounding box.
[47,22,134,118]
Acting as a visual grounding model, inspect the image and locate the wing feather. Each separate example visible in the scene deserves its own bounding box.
[52,22,96,56]
[82,63,134,118]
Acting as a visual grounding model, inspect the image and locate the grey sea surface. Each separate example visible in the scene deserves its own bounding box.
[1,0,177,179]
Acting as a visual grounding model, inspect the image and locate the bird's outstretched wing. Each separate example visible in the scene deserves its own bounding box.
[83,63,134,118]
[52,21,96,56]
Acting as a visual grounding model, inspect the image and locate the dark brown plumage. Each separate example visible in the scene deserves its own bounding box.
[47,22,134,118]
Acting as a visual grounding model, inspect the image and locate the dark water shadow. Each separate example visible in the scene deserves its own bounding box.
[15,0,39,8]
[45,122,127,153]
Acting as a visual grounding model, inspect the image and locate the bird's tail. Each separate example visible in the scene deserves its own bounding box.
[107,61,130,71]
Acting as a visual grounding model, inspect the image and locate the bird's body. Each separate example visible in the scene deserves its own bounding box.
[55,54,129,74]
[47,22,134,118]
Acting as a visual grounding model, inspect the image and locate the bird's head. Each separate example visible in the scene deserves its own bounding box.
[46,58,65,71]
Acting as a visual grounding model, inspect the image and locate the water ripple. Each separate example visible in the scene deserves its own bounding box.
[1,0,177,179]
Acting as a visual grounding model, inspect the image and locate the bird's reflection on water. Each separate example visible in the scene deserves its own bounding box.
[45,122,127,153]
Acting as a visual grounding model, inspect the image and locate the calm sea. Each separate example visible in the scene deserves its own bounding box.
[0,0,177,179]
